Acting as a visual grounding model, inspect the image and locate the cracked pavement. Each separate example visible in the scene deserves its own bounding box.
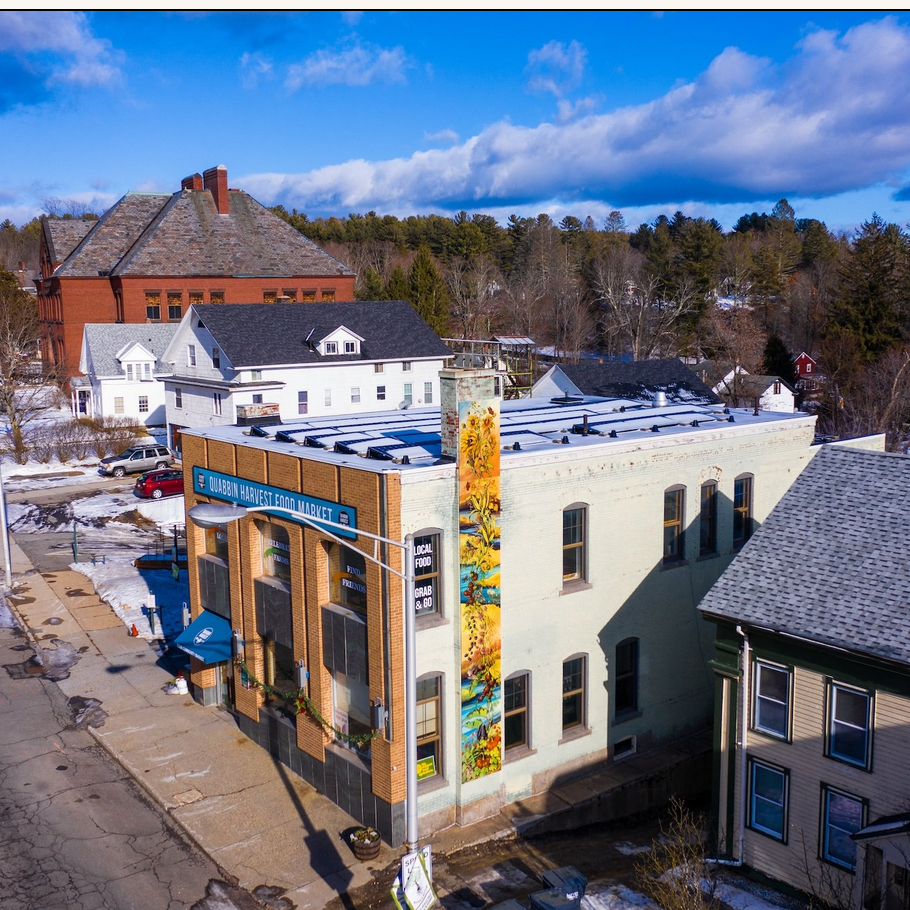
[0,622,241,909]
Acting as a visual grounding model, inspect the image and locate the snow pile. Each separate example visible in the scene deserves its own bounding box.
[0,591,19,629]
[72,559,189,641]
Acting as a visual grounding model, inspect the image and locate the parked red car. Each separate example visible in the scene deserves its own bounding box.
[134,469,184,500]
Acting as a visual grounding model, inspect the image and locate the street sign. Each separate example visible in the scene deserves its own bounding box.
[391,847,436,910]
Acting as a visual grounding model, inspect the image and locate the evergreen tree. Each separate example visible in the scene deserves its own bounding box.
[356,267,387,301]
[761,334,796,384]
[407,245,450,335]
[385,266,410,301]
[828,214,905,362]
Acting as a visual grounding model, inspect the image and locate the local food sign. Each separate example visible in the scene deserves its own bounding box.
[193,467,357,539]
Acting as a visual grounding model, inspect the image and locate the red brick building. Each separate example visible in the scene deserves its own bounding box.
[38,165,356,376]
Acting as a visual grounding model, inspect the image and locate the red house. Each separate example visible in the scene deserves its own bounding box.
[37,165,356,376]
[793,352,821,394]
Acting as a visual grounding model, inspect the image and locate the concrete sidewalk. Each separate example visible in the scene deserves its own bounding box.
[4,534,711,908]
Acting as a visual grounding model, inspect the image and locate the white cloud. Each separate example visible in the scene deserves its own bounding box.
[525,39,587,97]
[285,41,410,90]
[240,51,274,89]
[241,18,910,218]
[341,11,363,26]
[0,11,122,87]
[556,95,600,124]
[425,128,460,144]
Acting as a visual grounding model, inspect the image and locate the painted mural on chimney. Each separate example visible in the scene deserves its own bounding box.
[458,399,502,782]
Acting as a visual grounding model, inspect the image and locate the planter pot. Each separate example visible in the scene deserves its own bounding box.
[351,838,381,861]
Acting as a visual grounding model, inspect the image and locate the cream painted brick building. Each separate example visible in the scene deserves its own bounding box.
[180,368,820,844]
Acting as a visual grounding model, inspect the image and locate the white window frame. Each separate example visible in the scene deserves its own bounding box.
[403,383,413,406]
[753,660,791,740]
[212,347,220,369]
[424,381,433,404]
[138,395,149,414]
[827,682,872,768]
[351,387,361,403]
[174,388,182,409]
[324,341,338,355]
[377,385,386,401]
[298,391,308,415]
[187,344,196,367]
[822,787,864,870]
[213,392,223,416]
[343,340,356,354]
[748,758,788,841]
[324,389,332,407]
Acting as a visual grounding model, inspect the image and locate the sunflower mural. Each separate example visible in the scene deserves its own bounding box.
[458,399,502,782]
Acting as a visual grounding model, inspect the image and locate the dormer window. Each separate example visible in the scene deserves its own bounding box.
[324,341,338,355]
[344,341,356,354]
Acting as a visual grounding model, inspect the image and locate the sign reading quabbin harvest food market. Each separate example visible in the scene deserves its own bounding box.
[457,399,502,782]
[193,467,357,539]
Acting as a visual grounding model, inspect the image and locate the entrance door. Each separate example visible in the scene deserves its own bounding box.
[217,662,234,708]
[77,389,90,415]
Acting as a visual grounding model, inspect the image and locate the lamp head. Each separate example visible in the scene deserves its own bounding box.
[187,502,249,528]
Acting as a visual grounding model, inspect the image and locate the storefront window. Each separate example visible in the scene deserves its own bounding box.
[330,545,367,614]
[332,669,371,757]
[259,521,291,584]
[205,525,229,562]
[414,532,440,617]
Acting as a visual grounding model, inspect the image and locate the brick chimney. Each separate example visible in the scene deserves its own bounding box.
[203,165,229,214]
[181,173,203,191]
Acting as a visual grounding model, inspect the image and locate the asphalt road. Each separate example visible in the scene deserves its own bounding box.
[0,622,280,910]
[0,472,277,910]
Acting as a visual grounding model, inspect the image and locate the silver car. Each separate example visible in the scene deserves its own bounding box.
[99,444,174,477]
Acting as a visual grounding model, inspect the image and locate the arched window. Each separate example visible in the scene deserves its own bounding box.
[504,670,531,752]
[699,481,718,556]
[733,474,754,547]
[615,638,639,717]
[413,529,442,618]
[663,486,686,564]
[562,654,587,734]
[562,503,588,585]
[416,673,443,780]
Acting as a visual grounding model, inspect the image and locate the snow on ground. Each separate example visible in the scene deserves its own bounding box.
[584,883,658,910]
[0,591,19,629]
[73,558,189,641]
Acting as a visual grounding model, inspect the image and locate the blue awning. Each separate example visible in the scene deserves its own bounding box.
[173,610,232,665]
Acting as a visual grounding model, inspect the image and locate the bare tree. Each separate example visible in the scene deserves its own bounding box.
[41,197,97,220]
[635,796,720,910]
[0,271,66,462]
[702,302,766,407]
[821,346,910,450]
[445,254,501,339]
[590,246,698,361]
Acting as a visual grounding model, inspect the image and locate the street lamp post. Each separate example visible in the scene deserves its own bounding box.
[186,501,421,857]
[0,462,13,590]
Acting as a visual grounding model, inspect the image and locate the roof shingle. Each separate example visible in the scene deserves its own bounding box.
[191,301,452,367]
[698,445,910,666]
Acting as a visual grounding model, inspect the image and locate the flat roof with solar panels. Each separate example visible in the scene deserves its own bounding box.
[187,392,813,476]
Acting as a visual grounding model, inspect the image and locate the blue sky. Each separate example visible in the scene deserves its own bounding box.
[3,10,910,234]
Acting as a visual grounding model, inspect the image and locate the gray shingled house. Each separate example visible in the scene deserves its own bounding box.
[532,358,721,405]
[699,443,910,909]
[161,300,453,449]
[76,323,178,425]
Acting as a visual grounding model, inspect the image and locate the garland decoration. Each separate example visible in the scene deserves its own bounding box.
[238,659,378,747]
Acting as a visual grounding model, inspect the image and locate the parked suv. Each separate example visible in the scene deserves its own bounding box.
[99,445,174,477]
[134,469,184,500]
